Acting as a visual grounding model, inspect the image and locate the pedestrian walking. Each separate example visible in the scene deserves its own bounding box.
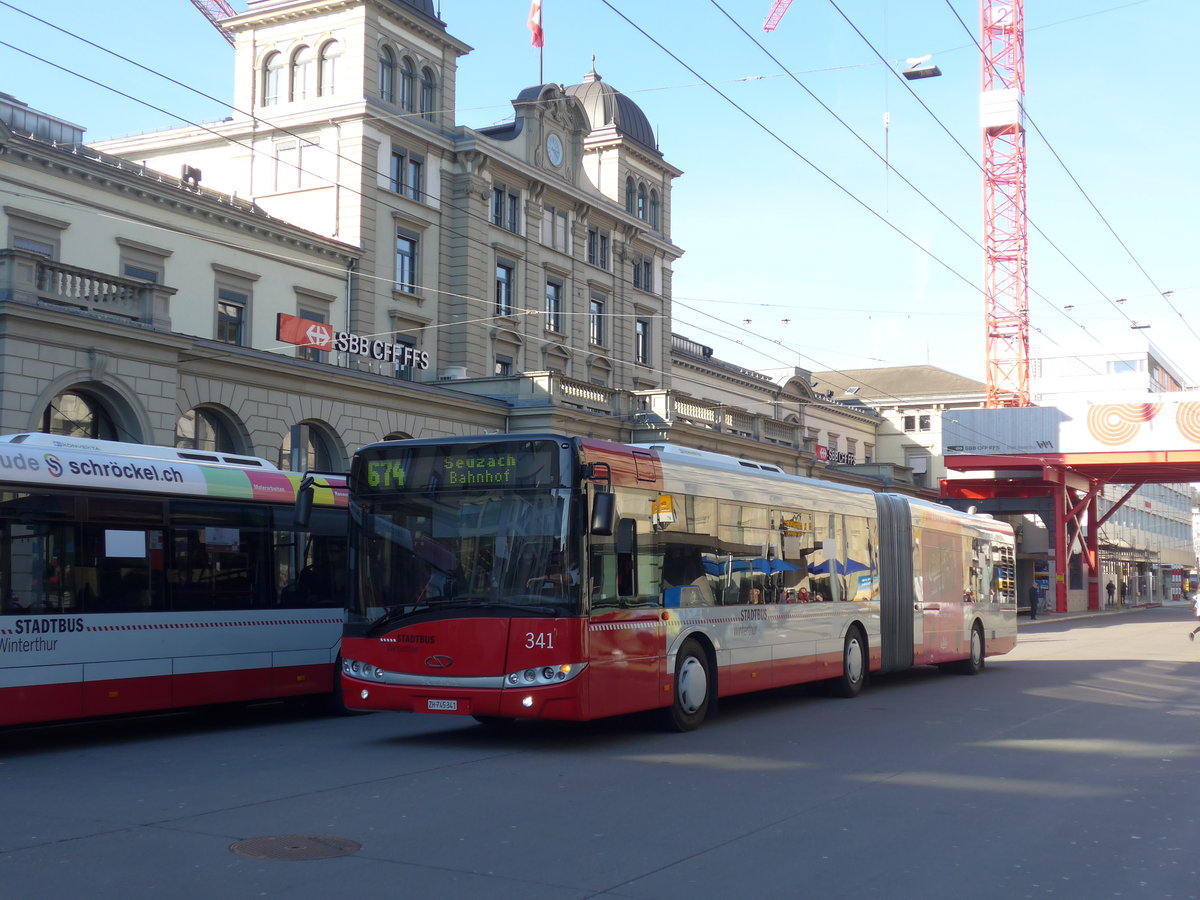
[1189,594,1200,642]
[1028,583,1039,620]
[1105,579,1115,607]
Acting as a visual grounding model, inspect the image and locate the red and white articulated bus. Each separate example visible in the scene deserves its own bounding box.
[339,434,1017,730]
[0,433,347,727]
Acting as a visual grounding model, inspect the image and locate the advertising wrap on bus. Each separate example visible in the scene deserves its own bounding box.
[0,437,342,505]
[0,433,349,727]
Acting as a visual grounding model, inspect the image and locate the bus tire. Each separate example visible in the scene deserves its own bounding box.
[667,639,711,732]
[322,657,356,715]
[956,623,985,675]
[831,627,867,698]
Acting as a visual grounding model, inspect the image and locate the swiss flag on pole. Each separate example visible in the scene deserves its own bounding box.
[528,0,544,48]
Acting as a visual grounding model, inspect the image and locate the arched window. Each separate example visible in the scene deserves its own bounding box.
[41,390,118,440]
[279,423,339,472]
[318,40,342,97]
[649,190,660,230]
[290,45,314,102]
[175,408,239,453]
[378,45,396,103]
[420,67,436,121]
[400,56,415,111]
[262,51,284,107]
[637,183,647,220]
[624,176,635,214]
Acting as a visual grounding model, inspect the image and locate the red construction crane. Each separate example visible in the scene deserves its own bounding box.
[189,0,237,46]
[980,0,1028,407]
[762,0,794,32]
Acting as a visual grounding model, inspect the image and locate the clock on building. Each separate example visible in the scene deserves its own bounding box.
[546,133,563,167]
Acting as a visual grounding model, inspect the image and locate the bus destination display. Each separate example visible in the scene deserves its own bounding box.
[357,440,562,493]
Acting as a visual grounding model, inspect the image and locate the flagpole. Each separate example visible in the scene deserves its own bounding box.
[529,0,544,82]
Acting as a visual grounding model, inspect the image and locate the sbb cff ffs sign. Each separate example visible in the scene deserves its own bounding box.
[276,314,429,371]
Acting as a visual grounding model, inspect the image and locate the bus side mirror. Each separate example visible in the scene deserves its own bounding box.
[616,517,637,597]
[591,492,616,536]
[295,476,315,529]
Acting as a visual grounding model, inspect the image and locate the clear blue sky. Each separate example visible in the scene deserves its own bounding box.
[2,0,1195,384]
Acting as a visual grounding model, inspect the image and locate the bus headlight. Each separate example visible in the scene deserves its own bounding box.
[503,663,584,687]
[343,658,383,680]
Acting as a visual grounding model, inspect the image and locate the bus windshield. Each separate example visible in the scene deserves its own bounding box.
[349,487,579,632]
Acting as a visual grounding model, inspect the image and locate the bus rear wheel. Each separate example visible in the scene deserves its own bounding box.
[956,623,985,675]
[667,639,711,732]
[831,627,867,698]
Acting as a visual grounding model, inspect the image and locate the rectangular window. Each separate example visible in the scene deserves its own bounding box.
[492,184,519,232]
[495,354,513,376]
[8,209,67,260]
[216,288,246,346]
[587,226,610,270]
[903,415,916,432]
[13,236,54,257]
[394,335,417,381]
[275,141,300,192]
[495,262,515,316]
[509,193,521,234]
[632,257,653,292]
[395,230,419,293]
[389,150,404,193]
[407,157,422,200]
[589,294,605,346]
[543,205,569,252]
[117,238,169,286]
[545,280,563,333]
[122,264,158,282]
[635,319,650,364]
[389,148,423,200]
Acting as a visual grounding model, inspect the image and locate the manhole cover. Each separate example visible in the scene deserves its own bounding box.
[230,835,361,861]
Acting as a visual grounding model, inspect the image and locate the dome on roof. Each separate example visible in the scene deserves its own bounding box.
[564,66,659,155]
[390,0,444,26]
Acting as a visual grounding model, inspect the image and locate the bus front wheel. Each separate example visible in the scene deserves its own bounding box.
[667,639,711,732]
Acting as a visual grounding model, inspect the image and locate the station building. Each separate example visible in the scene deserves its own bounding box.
[1,0,907,492]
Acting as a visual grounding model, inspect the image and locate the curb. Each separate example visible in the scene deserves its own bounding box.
[1021,601,1174,625]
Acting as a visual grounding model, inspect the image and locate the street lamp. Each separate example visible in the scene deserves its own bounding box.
[902,55,942,80]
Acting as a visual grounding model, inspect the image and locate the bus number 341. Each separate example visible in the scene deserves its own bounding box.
[525,632,555,650]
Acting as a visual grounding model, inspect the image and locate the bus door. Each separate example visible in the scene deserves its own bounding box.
[585,506,662,719]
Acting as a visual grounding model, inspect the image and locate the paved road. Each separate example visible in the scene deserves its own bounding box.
[3,604,1199,899]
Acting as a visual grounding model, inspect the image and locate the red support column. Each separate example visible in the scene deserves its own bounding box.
[1053,482,1068,613]
[1086,492,1100,610]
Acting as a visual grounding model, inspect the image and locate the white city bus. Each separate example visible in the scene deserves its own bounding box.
[0,433,347,726]
[338,434,1018,731]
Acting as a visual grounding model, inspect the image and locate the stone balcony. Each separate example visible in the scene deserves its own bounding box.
[0,248,174,330]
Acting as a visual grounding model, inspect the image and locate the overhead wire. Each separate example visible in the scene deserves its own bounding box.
[0,1,1144,458]
[0,1,975,417]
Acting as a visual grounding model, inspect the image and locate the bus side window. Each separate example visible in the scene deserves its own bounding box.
[616,518,637,597]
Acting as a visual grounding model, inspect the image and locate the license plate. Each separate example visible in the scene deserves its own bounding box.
[427,699,458,711]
